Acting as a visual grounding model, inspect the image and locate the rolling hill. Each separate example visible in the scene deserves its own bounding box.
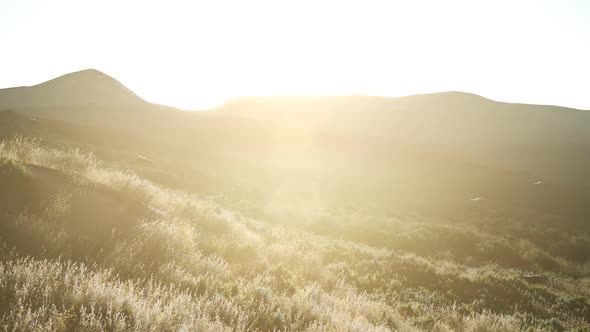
[1,69,590,330]
[217,93,590,144]
[3,70,590,144]
[0,69,142,107]
[2,70,590,219]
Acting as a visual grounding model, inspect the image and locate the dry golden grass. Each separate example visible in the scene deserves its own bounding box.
[1,137,589,331]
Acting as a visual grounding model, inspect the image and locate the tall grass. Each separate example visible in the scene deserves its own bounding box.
[0,137,589,331]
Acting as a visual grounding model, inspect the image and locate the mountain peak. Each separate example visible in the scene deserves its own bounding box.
[37,69,142,103]
[397,91,490,103]
[43,68,117,81]
[38,69,116,87]
[0,69,143,108]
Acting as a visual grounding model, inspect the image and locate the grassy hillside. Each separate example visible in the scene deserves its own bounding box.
[1,138,589,331]
[2,71,590,331]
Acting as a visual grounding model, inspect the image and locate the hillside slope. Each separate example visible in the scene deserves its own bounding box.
[2,71,590,144]
[0,69,142,107]
[218,93,590,144]
[217,94,590,185]
[2,109,589,226]
[1,139,589,331]
[1,70,590,330]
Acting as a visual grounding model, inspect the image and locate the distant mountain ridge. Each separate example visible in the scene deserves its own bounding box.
[1,69,590,204]
[217,93,590,144]
[0,69,589,145]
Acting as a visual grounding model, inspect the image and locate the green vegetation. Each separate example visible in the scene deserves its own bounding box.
[0,137,589,331]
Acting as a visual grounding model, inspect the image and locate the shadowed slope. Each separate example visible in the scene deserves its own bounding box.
[0,159,156,260]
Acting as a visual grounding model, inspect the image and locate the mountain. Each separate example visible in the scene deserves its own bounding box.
[0,69,193,129]
[217,93,590,145]
[2,71,590,330]
[2,70,589,145]
[218,94,590,187]
[0,69,142,107]
[1,69,590,189]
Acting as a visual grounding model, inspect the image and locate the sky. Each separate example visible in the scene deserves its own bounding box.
[1,0,589,110]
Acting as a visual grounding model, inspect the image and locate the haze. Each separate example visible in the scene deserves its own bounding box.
[1,0,590,110]
[2,1,590,329]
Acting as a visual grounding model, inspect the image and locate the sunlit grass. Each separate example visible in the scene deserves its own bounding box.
[0,137,589,331]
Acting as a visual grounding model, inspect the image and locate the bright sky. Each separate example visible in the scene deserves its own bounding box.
[1,0,589,110]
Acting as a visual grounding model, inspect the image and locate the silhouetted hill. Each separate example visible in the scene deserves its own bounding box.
[2,70,589,145]
[1,69,590,190]
[0,69,195,129]
[218,93,590,144]
[0,69,143,107]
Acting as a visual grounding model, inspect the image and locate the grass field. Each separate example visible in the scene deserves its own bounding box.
[1,137,589,331]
